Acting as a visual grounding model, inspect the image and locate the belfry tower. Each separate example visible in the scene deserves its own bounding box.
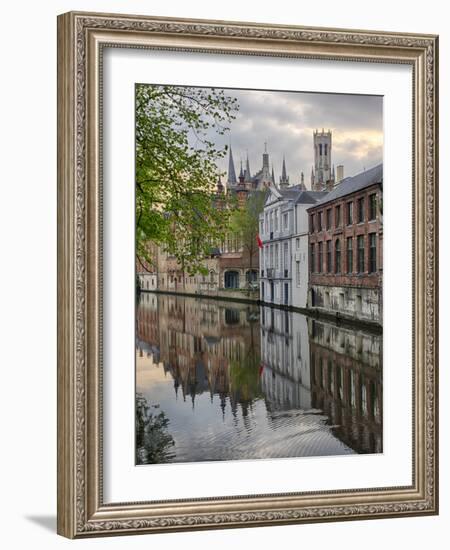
[312,129,334,191]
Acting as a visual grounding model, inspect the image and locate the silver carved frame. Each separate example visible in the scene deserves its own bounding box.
[57,11,439,538]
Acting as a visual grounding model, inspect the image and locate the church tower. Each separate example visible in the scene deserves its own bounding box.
[313,129,333,191]
[259,142,273,187]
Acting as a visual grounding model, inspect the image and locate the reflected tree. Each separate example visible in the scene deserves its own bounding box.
[136,394,175,464]
[229,324,262,404]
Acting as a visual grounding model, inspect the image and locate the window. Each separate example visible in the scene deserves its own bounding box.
[369,193,377,220]
[284,242,289,271]
[310,243,315,273]
[326,240,332,272]
[270,245,273,267]
[357,235,365,272]
[318,211,323,231]
[296,237,300,250]
[318,242,323,273]
[275,209,279,231]
[270,211,273,232]
[335,239,341,273]
[326,208,332,230]
[283,212,289,229]
[310,213,315,233]
[369,233,377,273]
[264,213,268,232]
[225,308,240,324]
[357,197,365,223]
[224,271,239,289]
[324,144,328,156]
[275,243,279,268]
[347,237,353,273]
[335,205,341,227]
[260,220,264,235]
[319,143,323,155]
[246,270,258,283]
[296,261,300,286]
[347,201,353,225]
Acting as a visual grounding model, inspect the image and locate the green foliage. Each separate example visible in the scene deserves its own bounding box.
[229,323,262,402]
[229,190,267,270]
[135,394,175,464]
[136,84,239,275]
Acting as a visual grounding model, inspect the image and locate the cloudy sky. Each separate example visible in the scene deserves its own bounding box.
[209,87,383,187]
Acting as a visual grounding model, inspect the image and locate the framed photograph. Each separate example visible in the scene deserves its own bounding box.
[57,11,439,538]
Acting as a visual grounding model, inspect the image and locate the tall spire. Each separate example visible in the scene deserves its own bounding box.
[279,155,289,187]
[262,142,269,170]
[300,171,306,190]
[227,145,237,185]
[245,152,251,180]
[271,165,275,184]
[311,166,315,187]
[239,159,244,179]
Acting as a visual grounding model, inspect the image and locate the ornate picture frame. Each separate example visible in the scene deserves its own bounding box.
[57,11,438,538]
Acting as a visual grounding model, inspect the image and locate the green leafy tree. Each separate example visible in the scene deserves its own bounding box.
[136,84,239,276]
[229,190,267,277]
[229,321,262,403]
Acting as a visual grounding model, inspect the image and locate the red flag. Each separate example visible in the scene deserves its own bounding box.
[257,234,263,249]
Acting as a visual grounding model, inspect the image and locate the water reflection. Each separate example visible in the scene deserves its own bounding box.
[136,292,382,464]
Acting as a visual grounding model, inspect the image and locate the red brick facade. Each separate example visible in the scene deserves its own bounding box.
[308,182,383,290]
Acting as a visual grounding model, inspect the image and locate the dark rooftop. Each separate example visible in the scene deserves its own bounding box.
[278,185,303,200]
[310,164,383,208]
[295,190,329,204]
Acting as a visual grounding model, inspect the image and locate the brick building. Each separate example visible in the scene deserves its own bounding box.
[308,317,383,453]
[307,164,383,324]
[138,175,262,299]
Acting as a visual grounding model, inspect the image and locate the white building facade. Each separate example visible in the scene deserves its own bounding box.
[259,186,327,309]
[259,186,297,306]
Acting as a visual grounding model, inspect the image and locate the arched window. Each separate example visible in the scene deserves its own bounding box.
[335,239,341,273]
[224,271,239,289]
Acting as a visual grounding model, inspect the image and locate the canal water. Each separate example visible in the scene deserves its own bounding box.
[136,292,382,465]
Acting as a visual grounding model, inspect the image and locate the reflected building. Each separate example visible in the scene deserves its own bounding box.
[136,291,160,363]
[308,318,383,453]
[137,293,383,459]
[260,305,312,411]
[137,293,262,414]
